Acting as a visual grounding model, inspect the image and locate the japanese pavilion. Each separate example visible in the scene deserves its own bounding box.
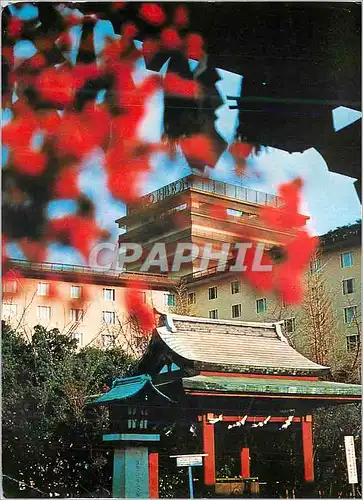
[91,312,361,497]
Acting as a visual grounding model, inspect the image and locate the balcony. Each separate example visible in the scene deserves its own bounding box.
[126,174,282,215]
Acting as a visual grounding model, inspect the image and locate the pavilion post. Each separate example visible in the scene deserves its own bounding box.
[302,415,314,482]
[202,415,216,486]
[148,451,159,498]
[240,447,251,478]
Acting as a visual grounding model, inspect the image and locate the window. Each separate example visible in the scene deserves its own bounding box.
[103,288,115,301]
[256,298,267,314]
[2,303,17,317]
[3,280,17,293]
[208,286,217,300]
[70,308,84,322]
[284,318,296,334]
[344,306,357,325]
[164,294,176,307]
[103,311,116,324]
[70,285,82,299]
[209,309,218,319]
[140,291,147,303]
[346,335,359,352]
[341,251,353,268]
[101,334,113,348]
[310,258,322,273]
[37,282,50,296]
[232,304,242,318]
[37,306,51,320]
[231,281,240,294]
[71,332,83,346]
[188,292,196,305]
[342,278,355,295]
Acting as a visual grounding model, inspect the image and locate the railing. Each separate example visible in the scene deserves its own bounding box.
[7,259,173,281]
[127,174,282,215]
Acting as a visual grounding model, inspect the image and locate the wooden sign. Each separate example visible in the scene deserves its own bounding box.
[344,435,358,484]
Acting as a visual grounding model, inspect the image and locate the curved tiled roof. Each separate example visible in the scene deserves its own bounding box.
[156,314,328,375]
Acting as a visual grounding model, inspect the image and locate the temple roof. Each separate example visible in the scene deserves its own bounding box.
[182,375,361,399]
[155,314,329,376]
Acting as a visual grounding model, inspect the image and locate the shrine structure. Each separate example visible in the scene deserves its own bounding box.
[90,312,361,497]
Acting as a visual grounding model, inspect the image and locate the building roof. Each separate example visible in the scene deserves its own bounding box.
[182,375,361,399]
[155,313,329,376]
[6,259,176,289]
[320,222,361,250]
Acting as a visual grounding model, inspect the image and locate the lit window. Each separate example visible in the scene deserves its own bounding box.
[209,309,218,319]
[164,294,176,307]
[232,304,242,318]
[341,251,353,269]
[70,309,84,322]
[103,311,116,324]
[344,306,357,324]
[346,335,359,352]
[3,280,17,294]
[2,303,17,317]
[37,306,51,320]
[342,278,355,295]
[70,285,82,299]
[188,292,196,305]
[256,298,267,314]
[208,286,217,300]
[231,281,240,294]
[37,282,50,296]
[101,334,113,348]
[103,288,115,301]
[71,332,83,346]
[284,318,296,334]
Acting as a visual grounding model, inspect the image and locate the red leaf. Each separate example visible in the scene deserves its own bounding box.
[122,22,138,40]
[164,72,199,98]
[18,238,47,262]
[229,142,254,160]
[139,3,166,26]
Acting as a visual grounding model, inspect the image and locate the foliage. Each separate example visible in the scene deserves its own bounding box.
[2,321,136,498]
[314,404,361,498]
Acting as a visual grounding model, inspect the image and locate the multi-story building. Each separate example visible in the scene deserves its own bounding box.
[116,176,361,360]
[2,260,177,351]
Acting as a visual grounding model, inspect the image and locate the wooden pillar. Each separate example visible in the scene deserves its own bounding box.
[202,415,216,486]
[240,447,250,478]
[148,452,159,498]
[302,415,314,482]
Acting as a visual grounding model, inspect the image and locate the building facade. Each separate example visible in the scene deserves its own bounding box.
[2,260,177,351]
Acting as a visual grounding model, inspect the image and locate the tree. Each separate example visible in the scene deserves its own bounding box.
[2,321,136,498]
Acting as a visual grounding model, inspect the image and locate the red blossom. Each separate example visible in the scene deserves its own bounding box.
[164,72,200,98]
[18,238,47,262]
[7,17,23,39]
[142,38,160,62]
[12,149,47,176]
[36,68,75,108]
[2,114,38,148]
[229,141,254,160]
[139,3,166,26]
[185,33,204,60]
[53,166,80,199]
[122,22,138,40]
[161,27,182,50]
[125,286,155,334]
[180,134,217,168]
[174,6,189,27]
[48,216,107,260]
[39,111,62,136]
